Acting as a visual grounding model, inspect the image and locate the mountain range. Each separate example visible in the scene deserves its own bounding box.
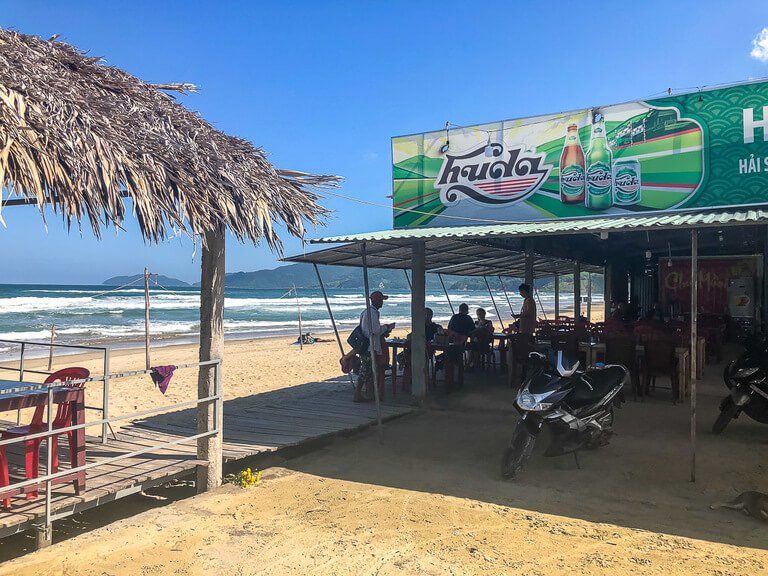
[104,263,603,292]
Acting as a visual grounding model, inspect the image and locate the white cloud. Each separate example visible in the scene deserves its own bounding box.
[751,28,768,62]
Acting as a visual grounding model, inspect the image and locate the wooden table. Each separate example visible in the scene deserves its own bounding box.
[0,381,86,501]
[578,342,692,398]
[387,338,408,393]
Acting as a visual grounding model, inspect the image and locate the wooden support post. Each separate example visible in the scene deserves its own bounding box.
[573,263,581,319]
[438,273,455,314]
[34,523,52,550]
[144,268,151,370]
[524,240,534,287]
[603,264,612,312]
[586,273,593,322]
[411,241,427,400]
[197,226,225,493]
[690,229,698,483]
[361,243,384,439]
[554,274,560,318]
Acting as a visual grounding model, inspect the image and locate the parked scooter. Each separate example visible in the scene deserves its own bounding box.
[712,333,768,434]
[502,351,628,479]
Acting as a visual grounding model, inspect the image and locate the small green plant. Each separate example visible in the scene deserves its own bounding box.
[225,467,262,488]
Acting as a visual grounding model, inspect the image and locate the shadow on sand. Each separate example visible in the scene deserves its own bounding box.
[277,364,768,550]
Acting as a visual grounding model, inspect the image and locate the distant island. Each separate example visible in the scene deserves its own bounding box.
[102,273,191,287]
[104,263,603,292]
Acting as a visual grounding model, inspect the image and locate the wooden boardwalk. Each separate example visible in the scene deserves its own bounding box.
[0,379,414,538]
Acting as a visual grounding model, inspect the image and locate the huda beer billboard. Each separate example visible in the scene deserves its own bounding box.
[391,80,768,228]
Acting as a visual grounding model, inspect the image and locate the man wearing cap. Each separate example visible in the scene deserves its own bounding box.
[356,291,395,402]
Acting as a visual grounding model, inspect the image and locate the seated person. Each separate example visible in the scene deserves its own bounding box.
[425,307,443,342]
[401,308,444,391]
[468,308,494,369]
[445,303,474,390]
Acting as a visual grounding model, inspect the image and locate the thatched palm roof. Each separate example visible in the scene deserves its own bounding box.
[0,29,338,249]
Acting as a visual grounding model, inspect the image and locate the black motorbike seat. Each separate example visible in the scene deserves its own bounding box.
[567,366,625,408]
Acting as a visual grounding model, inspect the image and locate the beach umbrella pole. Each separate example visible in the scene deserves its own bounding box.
[144,268,151,370]
[361,242,384,441]
[483,276,505,330]
[438,273,455,314]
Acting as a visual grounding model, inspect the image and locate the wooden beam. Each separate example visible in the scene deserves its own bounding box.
[411,241,427,400]
[690,229,698,483]
[554,274,560,318]
[524,239,534,286]
[197,225,225,492]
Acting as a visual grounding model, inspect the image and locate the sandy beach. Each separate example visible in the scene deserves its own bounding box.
[2,303,768,575]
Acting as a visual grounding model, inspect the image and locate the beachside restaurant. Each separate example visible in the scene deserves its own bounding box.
[286,208,768,480]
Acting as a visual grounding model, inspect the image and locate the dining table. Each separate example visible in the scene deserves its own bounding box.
[578,341,694,398]
[0,380,87,502]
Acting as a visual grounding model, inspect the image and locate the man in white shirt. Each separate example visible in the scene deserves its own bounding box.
[356,291,394,402]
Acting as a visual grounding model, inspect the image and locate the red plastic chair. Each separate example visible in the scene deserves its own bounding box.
[0,367,89,500]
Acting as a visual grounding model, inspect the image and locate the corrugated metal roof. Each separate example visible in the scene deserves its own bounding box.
[284,238,602,278]
[310,209,768,244]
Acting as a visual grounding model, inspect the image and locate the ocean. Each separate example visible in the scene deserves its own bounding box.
[0,283,593,358]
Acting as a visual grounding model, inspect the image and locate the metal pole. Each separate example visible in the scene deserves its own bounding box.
[42,384,54,548]
[19,342,25,381]
[403,269,412,290]
[144,268,151,370]
[483,276,505,330]
[101,348,110,444]
[498,276,516,319]
[554,274,560,319]
[573,263,581,320]
[361,242,383,440]
[47,324,56,371]
[314,264,345,357]
[438,273,455,314]
[314,264,356,388]
[294,285,303,350]
[690,229,698,483]
[17,342,25,424]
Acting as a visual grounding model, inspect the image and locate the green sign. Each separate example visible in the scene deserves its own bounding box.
[391,80,768,228]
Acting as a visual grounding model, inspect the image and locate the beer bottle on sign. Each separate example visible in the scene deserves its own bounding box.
[585,118,613,210]
[559,124,585,204]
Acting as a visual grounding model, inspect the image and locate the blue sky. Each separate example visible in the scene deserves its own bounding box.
[2,0,768,284]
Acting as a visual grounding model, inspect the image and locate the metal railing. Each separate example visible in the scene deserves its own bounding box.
[0,354,222,541]
[0,339,111,441]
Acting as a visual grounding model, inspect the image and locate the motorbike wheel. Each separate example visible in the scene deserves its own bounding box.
[501,420,536,480]
[712,397,738,434]
[586,408,614,449]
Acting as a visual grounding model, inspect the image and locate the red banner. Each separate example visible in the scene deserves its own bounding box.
[659,257,756,315]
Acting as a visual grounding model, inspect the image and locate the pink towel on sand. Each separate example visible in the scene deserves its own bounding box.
[150,365,177,394]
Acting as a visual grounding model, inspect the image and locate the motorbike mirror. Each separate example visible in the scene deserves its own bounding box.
[556,350,580,377]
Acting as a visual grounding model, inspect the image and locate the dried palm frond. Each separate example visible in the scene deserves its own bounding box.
[0,29,339,251]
